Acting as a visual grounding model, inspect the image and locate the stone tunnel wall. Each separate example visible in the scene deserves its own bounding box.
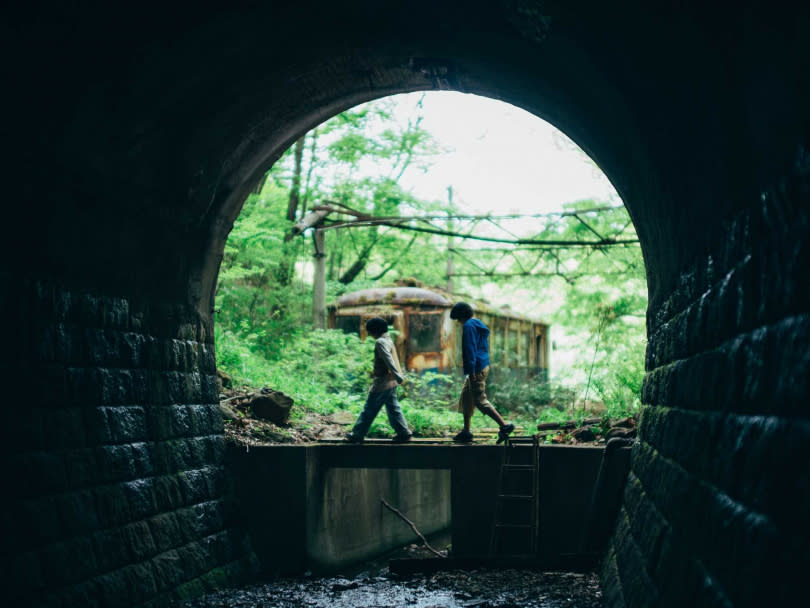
[3,279,257,607]
[602,151,810,606]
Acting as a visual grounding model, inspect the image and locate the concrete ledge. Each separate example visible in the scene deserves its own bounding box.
[226,443,630,574]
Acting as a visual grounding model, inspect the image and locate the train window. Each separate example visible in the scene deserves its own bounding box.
[525,333,532,366]
[507,329,520,367]
[335,315,361,335]
[492,320,504,364]
[408,313,441,352]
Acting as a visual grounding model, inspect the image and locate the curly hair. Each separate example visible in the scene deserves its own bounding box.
[449,302,474,321]
[365,316,389,336]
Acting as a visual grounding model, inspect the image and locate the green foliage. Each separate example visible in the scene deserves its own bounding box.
[216,94,647,436]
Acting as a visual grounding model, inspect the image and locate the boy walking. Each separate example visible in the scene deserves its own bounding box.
[345,317,413,443]
[450,302,515,444]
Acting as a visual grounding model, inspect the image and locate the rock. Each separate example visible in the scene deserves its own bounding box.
[216,368,233,389]
[250,389,294,424]
[606,426,637,439]
[330,578,361,592]
[612,416,636,428]
[219,403,240,420]
[571,426,597,442]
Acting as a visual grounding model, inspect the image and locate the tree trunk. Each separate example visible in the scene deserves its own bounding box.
[339,237,377,284]
[287,136,305,221]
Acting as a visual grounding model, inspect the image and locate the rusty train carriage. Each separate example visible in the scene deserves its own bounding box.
[328,283,549,379]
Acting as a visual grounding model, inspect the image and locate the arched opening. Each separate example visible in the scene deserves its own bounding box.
[214,90,645,586]
[7,3,807,607]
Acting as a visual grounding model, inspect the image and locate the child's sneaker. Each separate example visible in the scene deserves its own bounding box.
[344,433,363,444]
[391,433,412,443]
[496,423,515,444]
[453,429,474,443]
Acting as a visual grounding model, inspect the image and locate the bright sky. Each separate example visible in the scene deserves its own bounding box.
[391,91,620,215]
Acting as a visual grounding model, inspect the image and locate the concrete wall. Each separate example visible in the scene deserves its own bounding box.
[310,468,450,570]
[227,443,624,574]
[227,446,450,575]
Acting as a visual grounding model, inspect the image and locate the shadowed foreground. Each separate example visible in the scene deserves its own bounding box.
[173,569,602,608]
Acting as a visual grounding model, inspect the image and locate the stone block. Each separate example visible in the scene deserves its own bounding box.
[150,550,184,592]
[100,295,130,330]
[92,528,131,571]
[107,405,148,442]
[93,485,132,528]
[96,444,136,482]
[44,407,87,449]
[40,537,98,588]
[131,442,156,477]
[147,406,173,440]
[120,331,146,367]
[123,520,157,561]
[63,447,98,489]
[84,406,113,444]
[57,489,100,536]
[613,509,659,608]
[148,513,184,553]
[122,478,159,520]
[200,343,216,373]
[66,367,103,405]
[99,368,135,405]
[170,405,192,437]
[124,562,159,605]
[75,292,101,327]
[95,569,131,608]
[201,372,218,403]
[153,475,185,512]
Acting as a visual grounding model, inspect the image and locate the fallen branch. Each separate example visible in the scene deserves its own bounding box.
[380,498,446,558]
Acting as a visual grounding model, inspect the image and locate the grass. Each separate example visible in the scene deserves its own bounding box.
[216,326,639,439]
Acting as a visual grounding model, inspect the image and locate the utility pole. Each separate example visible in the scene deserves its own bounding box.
[312,228,326,329]
[446,186,454,293]
[286,206,332,329]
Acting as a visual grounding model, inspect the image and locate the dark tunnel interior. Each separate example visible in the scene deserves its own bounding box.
[2,2,809,606]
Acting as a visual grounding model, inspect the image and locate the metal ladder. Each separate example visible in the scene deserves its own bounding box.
[489,434,540,557]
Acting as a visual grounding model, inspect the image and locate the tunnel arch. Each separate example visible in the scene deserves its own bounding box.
[5,2,809,607]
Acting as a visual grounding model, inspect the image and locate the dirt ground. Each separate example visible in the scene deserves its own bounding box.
[219,386,637,449]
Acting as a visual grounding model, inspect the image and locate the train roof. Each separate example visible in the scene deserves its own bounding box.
[335,286,451,308]
[331,280,548,326]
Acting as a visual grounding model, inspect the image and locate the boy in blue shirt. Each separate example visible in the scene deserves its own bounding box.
[450,302,515,444]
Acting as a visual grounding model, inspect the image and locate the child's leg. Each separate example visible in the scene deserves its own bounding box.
[351,390,385,438]
[471,370,509,428]
[460,377,473,431]
[382,388,411,437]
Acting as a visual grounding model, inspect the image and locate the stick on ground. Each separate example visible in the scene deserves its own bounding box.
[380,498,446,558]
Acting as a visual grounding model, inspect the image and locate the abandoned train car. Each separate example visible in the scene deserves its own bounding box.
[328,283,550,380]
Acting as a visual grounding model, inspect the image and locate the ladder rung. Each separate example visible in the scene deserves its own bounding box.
[497,494,535,499]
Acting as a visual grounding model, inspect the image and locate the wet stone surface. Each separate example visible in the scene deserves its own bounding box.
[174,569,602,607]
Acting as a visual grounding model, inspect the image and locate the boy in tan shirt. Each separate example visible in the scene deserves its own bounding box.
[345,317,412,443]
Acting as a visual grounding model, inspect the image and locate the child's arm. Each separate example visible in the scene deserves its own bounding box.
[461,323,478,376]
[376,339,405,383]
